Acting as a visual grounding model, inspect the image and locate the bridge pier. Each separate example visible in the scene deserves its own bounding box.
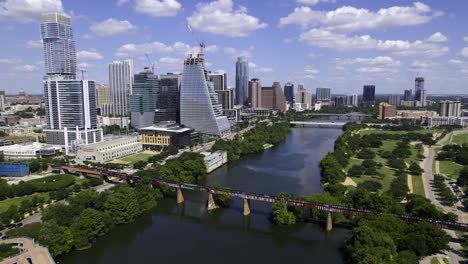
[326,212,333,231]
[176,188,184,204]
[243,199,251,216]
[207,193,218,210]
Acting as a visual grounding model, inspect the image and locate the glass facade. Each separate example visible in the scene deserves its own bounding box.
[235,57,249,106]
[155,78,179,123]
[130,70,160,129]
[108,60,133,116]
[180,54,230,137]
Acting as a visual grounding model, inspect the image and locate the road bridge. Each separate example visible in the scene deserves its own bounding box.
[306,113,371,121]
[61,165,468,232]
[290,121,346,128]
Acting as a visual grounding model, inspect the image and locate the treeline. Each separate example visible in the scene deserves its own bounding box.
[133,145,179,169]
[10,181,162,257]
[211,122,291,161]
[437,144,468,165]
[434,175,458,206]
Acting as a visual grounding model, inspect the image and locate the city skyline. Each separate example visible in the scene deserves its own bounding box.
[1,0,468,95]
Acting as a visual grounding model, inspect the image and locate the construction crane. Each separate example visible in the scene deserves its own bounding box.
[145,53,155,73]
[186,23,205,55]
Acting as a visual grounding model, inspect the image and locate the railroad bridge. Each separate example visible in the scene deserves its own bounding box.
[61,165,468,232]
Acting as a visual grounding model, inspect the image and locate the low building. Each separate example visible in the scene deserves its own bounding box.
[140,122,198,148]
[398,110,437,120]
[76,136,142,163]
[0,142,60,160]
[378,102,397,120]
[424,116,468,127]
[242,108,272,118]
[202,151,228,173]
[0,163,29,177]
[99,116,129,128]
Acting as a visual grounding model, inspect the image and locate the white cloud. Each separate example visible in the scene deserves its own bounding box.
[255,67,274,73]
[299,29,449,57]
[90,18,135,37]
[0,58,22,64]
[24,39,42,48]
[410,60,434,71]
[297,0,335,6]
[464,36,468,42]
[158,57,182,64]
[336,56,401,67]
[82,34,93,40]
[279,2,442,32]
[77,50,103,60]
[77,62,94,69]
[304,66,319,75]
[187,0,267,37]
[248,62,257,68]
[0,0,63,22]
[134,0,181,17]
[427,32,447,42]
[117,0,129,6]
[115,41,218,57]
[223,46,254,59]
[461,47,468,58]
[450,59,463,64]
[15,64,39,72]
[157,57,183,70]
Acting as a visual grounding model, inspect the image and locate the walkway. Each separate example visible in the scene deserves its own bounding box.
[0,237,55,264]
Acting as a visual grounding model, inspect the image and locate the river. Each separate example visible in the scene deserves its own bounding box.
[60,128,347,264]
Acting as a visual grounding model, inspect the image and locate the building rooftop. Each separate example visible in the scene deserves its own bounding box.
[140,122,192,133]
[0,142,59,152]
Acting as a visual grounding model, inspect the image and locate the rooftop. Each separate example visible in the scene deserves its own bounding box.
[140,122,192,133]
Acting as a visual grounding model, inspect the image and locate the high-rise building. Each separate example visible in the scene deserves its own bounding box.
[235,57,249,106]
[346,94,358,107]
[180,54,230,137]
[334,96,347,107]
[284,82,294,107]
[294,84,312,109]
[156,76,179,123]
[209,71,232,109]
[261,82,287,112]
[404,89,413,101]
[129,68,160,129]
[108,60,133,116]
[249,78,262,108]
[0,91,5,111]
[160,73,182,90]
[379,102,397,120]
[316,88,331,102]
[414,77,424,101]
[41,13,102,152]
[216,88,235,110]
[388,95,401,106]
[419,89,427,107]
[362,85,376,106]
[95,84,111,115]
[439,100,462,117]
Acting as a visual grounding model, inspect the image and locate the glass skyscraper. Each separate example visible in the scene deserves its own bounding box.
[130,68,160,129]
[108,59,134,116]
[180,54,230,137]
[235,57,249,106]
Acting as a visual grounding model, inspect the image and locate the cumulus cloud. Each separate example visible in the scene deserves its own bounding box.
[223,46,254,59]
[299,29,449,57]
[450,59,463,64]
[115,41,218,57]
[15,64,39,72]
[427,32,447,42]
[297,0,336,5]
[24,40,43,48]
[187,0,267,37]
[0,58,23,64]
[0,0,63,22]
[117,0,129,6]
[461,47,468,58]
[279,2,442,32]
[77,50,103,60]
[304,66,319,75]
[464,36,468,42]
[134,0,181,17]
[90,18,135,37]
[255,67,274,73]
[334,56,401,74]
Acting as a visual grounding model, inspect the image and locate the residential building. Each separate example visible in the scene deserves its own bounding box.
[294,84,312,110]
[209,71,232,110]
[439,100,462,117]
[76,136,142,163]
[284,82,294,107]
[425,116,468,127]
[0,142,60,160]
[346,94,358,107]
[398,110,437,120]
[108,59,133,116]
[316,88,331,102]
[378,102,397,120]
[401,100,416,107]
[129,68,160,129]
[334,96,347,107]
[235,57,249,106]
[95,84,110,114]
[140,122,198,148]
[249,78,262,108]
[0,91,5,111]
[216,88,234,110]
[261,82,287,112]
[180,54,230,137]
[388,95,401,106]
[362,85,376,106]
[404,89,413,101]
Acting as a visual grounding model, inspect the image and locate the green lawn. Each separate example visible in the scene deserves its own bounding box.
[439,160,464,179]
[452,132,468,145]
[412,175,425,196]
[359,129,442,136]
[0,193,49,213]
[118,153,153,164]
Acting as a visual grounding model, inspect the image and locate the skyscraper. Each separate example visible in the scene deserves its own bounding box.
[129,68,160,129]
[404,89,413,101]
[209,71,232,109]
[261,82,287,112]
[108,60,133,116]
[316,88,331,102]
[294,84,312,110]
[249,78,262,108]
[180,54,230,137]
[414,77,424,101]
[41,13,102,152]
[388,95,401,106]
[156,77,179,123]
[95,84,111,114]
[235,57,249,106]
[362,85,376,106]
[346,94,358,107]
[284,82,294,107]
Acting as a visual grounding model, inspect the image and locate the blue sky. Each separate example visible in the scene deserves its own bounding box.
[1,0,468,95]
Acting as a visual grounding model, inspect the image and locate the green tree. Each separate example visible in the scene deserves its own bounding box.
[357,180,382,192]
[409,162,424,175]
[271,199,296,225]
[38,221,73,257]
[133,179,162,212]
[104,185,141,224]
[348,165,363,177]
[70,208,112,249]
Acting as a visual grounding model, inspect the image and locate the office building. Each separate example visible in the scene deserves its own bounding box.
[108,60,133,116]
[362,85,376,106]
[208,71,227,91]
[95,84,110,114]
[160,73,182,90]
[378,102,397,120]
[180,53,230,137]
[261,82,287,112]
[439,100,462,117]
[140,122,198,148]
[404,89,413,101]
[334,96,347,107]
[294,84,312,110]
[346,94,358,107]
[249,78,262,108]
[316,88,331,102]
[418,89,427,107]
[284,82,294,107]
[41,13,102,152]
[129,68,160,129]
[76,136,142,163]
[414,77,424,101]
[0,142,60,160]
[388,95,401,106]
[216,88,234,110]
[156,76,179,123]
[235,57,249,106]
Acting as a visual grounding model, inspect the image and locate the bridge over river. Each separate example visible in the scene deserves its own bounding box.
[61,165,468,232]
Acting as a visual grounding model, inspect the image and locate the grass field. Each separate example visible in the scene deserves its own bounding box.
[439,160,463,179]
[412,175,425,196]
[118,153,153,165]
[452,132,468,145]
[0,193,49,213]
[359,129,442,136]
